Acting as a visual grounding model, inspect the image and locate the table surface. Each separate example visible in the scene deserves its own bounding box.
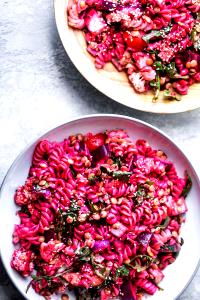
[0,0,200,299]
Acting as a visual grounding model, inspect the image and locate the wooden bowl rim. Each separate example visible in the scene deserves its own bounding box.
[54,0,200,114]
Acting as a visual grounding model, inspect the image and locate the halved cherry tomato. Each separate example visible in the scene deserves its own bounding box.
[123,32,147,51]
[86,133,105,151]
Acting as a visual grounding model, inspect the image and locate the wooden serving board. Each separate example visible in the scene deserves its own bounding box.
[54,0,200,113]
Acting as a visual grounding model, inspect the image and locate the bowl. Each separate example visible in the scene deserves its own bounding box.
[0,114,200,300]
[54,0,200,114]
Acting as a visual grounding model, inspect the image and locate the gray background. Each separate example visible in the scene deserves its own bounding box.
[0,0,200,299]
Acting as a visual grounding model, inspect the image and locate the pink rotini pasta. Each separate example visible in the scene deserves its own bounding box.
[67,0,200,101]
[11,129,192,299]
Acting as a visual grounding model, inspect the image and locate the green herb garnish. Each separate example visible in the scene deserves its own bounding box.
[26,268,71,294]
[155,216,170,230]
[100,166,112,175]
[142,24,172,43]
[88,174,98,184]
[133,185,150,205]
[150,73,161,102]
[181,171,192,198]
[146,180,154,185]
[160,244,180,253]
[70,165,77,177]
[163,89,181,101]
[100,166,132,182]
[153,61,177,78]
[19,205,30,216]
[70,199,80,212]
[55,202,80,235]
[76,246,92,262]
[153,61,164,71]
[112,171,132,181]
[165,62,177,78]
[115,265,130,278]
[126,255,154,272]
[112,156,122,167]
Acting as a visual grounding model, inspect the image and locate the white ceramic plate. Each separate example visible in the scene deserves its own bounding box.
[0,114,200,300]
[54,0,200,114]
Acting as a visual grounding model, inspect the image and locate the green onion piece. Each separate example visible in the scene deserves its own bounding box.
[163,89,181,101]
[181,171,192,198]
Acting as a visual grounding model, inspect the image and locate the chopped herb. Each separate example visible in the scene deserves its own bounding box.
[181,171,192,198]
[99,267,107,275]
[163,89,181,101]
[33,183,42,192]
[155,216,170,230]
[26,280,33,294]
[19,205,30,216]
[76,246,92,262]
[160,244,180,253]
[115,265,130,278]
[100,166,112,175]
[153,61,177,78]
[142,24,172,43]
[26,268,71,294]
[150,77,160,89]
[164,62,177,78]
[111,156,122,167]
[153,61,164,72]
[133,185,149,206]
[146,49,159,55]
[180,237,184,246]
[173,74,189,80]
[32,269,70,281]
[136,186,146,197]
[70,165,77,177]
[87,201,100,213]
[70,199,80,212]
[176,213,186,224]
[88,174,98,184]
[150,74,161,102]
[95,278,114,291]
[100,166,132,182]
[55,202,80,236]
[155,283,164,291]
[112,171,132,181]
[126,255,154,272]
[94,267,110,279]
[88,174,102,184]
[146,180,154,185]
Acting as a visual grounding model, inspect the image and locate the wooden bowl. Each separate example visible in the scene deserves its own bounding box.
[54,0,200,113]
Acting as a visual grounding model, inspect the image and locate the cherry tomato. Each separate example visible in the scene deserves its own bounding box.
[123,32,147,51]
[86,133,105,151]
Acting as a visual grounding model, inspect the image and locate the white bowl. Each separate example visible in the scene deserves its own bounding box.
[54,0,200,114]
[0,114,200,300]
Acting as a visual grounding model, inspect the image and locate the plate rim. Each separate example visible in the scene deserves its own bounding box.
[54,0,200,114]
[0,113,200,299]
